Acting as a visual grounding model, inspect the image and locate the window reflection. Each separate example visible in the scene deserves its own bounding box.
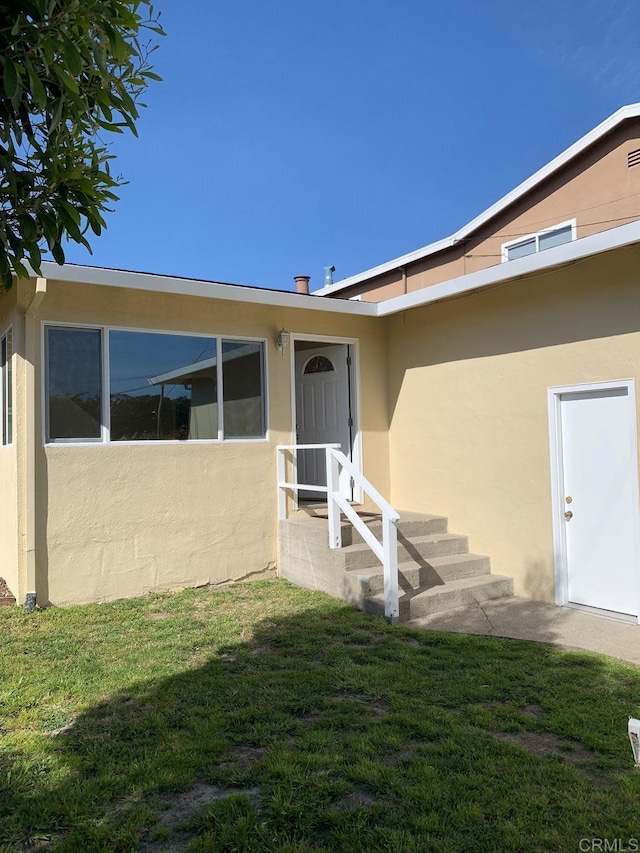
[109,331,218,441]
[222,341,265,438]
[47,327,102,440]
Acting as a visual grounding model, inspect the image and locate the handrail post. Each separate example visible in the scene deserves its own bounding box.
[326,448,342,549]
[277,447,287,520]
[382,515,399,623]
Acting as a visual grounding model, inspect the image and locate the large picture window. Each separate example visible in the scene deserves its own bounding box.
[110,331,218,441]
[45,325,266,444]
[1,328,13,446]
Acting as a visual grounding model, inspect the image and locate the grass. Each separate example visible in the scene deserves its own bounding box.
[1,579,640,852]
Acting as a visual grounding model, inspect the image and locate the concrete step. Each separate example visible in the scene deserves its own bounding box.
[364,574,514,622]
[345,553,491,601]
[340,512,448,545]
[343,532,469,572]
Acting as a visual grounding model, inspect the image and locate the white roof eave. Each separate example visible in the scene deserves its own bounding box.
[37,262,379,317]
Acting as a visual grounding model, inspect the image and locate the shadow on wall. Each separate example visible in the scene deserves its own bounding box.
[3,603,640,850]
[386,245,640,418]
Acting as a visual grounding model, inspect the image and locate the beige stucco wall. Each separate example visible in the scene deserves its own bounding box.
[386,243,640,602]
[343,118,640,302]
[29,280,389,606]
[0,286,19,599]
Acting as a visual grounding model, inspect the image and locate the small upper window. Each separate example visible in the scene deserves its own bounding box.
[303,355,334,374]
[502,221,576,262]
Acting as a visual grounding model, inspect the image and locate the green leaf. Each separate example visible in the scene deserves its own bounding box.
[51,242,65,265]
[63,40,83,77]
[3,59,19,100]
[24,59,47,110]
[18,213,38,242]
[26,241,42,273]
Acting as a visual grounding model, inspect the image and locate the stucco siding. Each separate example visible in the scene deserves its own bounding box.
[32,280,390,605]
[386,244,640,602]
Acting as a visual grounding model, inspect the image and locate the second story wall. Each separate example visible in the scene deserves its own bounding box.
[339,117,640,302]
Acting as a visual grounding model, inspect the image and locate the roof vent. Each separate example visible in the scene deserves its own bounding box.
[324,265,335,287]
[628,148,640,168]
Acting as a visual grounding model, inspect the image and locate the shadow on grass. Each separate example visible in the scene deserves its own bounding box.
[3,601,640,853]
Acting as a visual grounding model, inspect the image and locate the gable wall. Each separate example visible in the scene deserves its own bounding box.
[341,118,640,302]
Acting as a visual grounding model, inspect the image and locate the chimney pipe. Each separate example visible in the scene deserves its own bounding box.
[324,265,335,287]
[294,275,310,295]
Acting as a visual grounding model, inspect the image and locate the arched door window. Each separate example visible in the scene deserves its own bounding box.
[302,355,335,375]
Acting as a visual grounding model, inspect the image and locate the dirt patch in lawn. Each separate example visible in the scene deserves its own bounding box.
[491,730,612,787]
[331,691,390,715]
[139,783,262,852]
[332,785,377,810]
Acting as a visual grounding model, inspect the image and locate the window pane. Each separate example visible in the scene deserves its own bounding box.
[539,224,573,251]
[507,238,536,260]
[109,331,218,441]
[222,341,265,438]
[1,335,6,445]
[4,330,11,445]
[47,328,102,440]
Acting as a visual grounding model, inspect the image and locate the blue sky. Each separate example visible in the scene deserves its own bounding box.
[62,0,640,291]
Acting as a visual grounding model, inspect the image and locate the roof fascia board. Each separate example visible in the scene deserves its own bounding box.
[317,103,640,297]
[377,220,640,317]
[37,262,378,317]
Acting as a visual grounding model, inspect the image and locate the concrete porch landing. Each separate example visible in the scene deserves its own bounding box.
[407,598,640,667]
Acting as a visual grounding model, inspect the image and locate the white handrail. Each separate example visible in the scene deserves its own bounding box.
[276,443,399,624]
[325,448,399,624]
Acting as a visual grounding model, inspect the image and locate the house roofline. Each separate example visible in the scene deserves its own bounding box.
[315,103,640,297]
[32,221,640,321]
[377,220,640,317]
[36,261,378,317]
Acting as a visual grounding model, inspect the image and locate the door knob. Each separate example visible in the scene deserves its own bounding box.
[564,511,573,520]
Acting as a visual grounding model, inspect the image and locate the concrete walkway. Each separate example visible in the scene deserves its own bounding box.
[407,597,640,667]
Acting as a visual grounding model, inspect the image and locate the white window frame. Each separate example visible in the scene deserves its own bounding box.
[42,322,269,446]
[501,219,577,263]
[1,326,13,448]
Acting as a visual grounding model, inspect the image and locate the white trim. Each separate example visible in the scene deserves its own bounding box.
[289,334,364,506]
[42,320,269,446]
[547,378,640,623]
[37,261,378,317]
[501,219,577,262]
[316,103,640,296]
[377,220,640,317]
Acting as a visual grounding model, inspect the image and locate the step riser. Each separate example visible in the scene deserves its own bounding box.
[343,535,469,572]
[342,516,448,545]
[348,557,490,599]
[364,577,514,621]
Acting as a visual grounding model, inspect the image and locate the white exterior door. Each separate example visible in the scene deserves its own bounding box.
[294,344,353,501]
[559,386,639,617]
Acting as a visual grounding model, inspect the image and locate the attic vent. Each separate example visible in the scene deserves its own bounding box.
[628,148,640,168]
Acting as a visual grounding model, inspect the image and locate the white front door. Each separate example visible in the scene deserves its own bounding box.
[559,386,639,617]
[294,344,353,501]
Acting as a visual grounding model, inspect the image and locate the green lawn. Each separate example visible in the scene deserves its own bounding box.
[1,580,639,852]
